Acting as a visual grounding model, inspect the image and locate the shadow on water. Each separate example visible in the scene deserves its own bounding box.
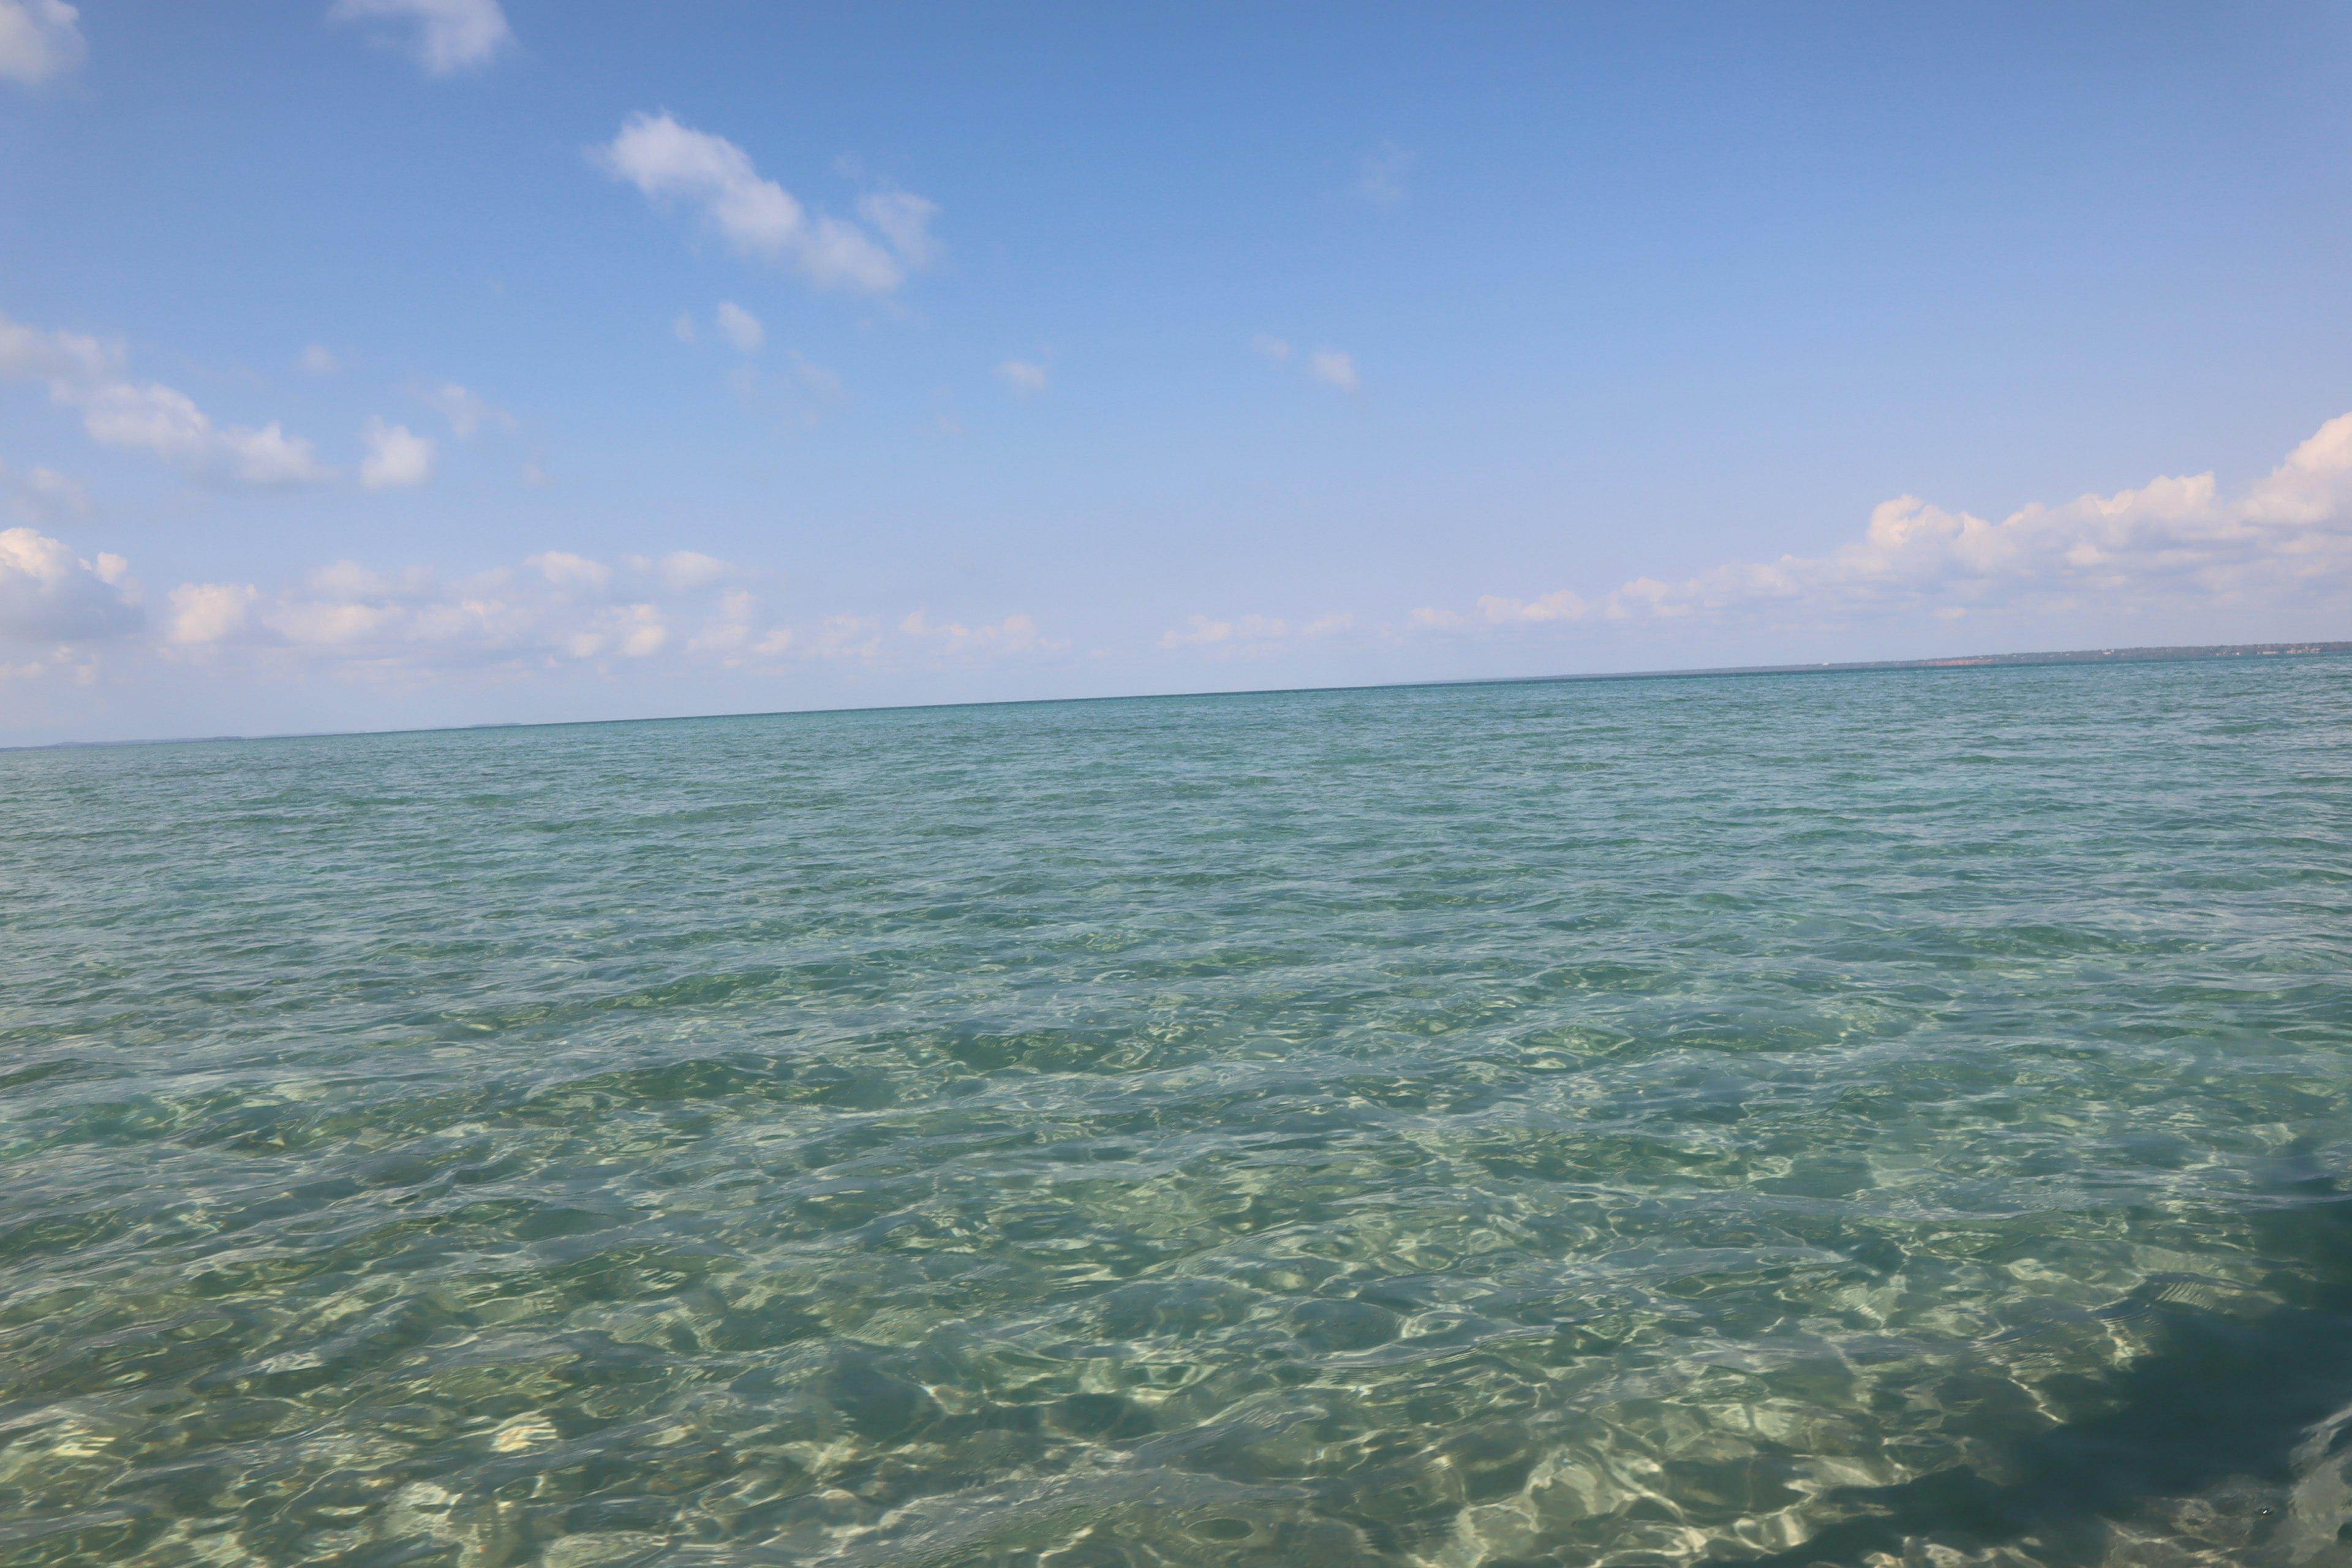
[1719,1177,2352,1567]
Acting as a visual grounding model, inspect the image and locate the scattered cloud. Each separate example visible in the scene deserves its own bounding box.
[1356,141,1414,207]
[0,0,84,86]
[854,191,942,268]
[0,312,333,486]
[898,609,1054,658]
[1251,334,1294,362]
[596,113,937,295]
[671,312,698,345]
[998,358,1049,394]
[0,526,137,643]
[167,581,257,646]
[126,545,1055,684]
[1308,349,1360,394]
[421,382,513,437]
[1158,611,1352,657]
[1478,590,1589,624]
[358,417,435,488]
[299,343,342,375]
[714,301,764,353]
[0,461,91,524]
[328,0,513,77]
[1417,409,2352,637]
[788,351,845,402]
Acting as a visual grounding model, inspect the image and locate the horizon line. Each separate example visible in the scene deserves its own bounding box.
[11,638,2349,754]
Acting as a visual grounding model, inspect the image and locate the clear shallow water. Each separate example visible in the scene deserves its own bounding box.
[4,658,2352,1568]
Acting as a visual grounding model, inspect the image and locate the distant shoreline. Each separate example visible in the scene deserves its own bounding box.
[10,640,2347,753]
[1499,639,2352,686]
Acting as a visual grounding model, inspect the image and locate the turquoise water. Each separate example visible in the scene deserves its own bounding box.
[5,657,2352,1568]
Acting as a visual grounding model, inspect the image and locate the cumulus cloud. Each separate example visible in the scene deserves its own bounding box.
[167,582,257,646]
[358,417,434,488]
[0,312,333,485]
[1423,409,2352,636]
[328,0,513,76]
[596,113,937,295]
[133,545,1054,684]
[1251,334,1294,362]
[0,0,84,86]
[421,382,513,437]
[998,358,1049,394]
[299,344,341,374]
[1309,349,1360,394]
[714,301,764,353]
[0,527,137,642]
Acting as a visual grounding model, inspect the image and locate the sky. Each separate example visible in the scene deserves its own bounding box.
[3,1,2351,744]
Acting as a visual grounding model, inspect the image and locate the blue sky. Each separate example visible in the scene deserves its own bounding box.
[4,1,2350,743]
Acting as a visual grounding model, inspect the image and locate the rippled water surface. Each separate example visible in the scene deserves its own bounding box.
[7,658,2352,1568]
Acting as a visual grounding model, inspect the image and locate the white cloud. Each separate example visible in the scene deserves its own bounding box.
[422,382,513,437]
[854,190,942,268]
[1428,409,2352,636]
[899,609,1052,658]
[1476,589,1588,624]
[671,312,698,345]
[714,301,764,353]
[167,582,257,646]
[1251,334,1294,362]
[998,359,1049,394]
[328,0,513,76]
[0,0,84,85]
[1309,349,1360,394]
[528,551,611,592]
[358,417,434,488]
[1,461,91,524]
[0,526,137,641]
[1158,611,1355,654]
[624,549,732,593]
[1356,141,1414,207]
[122,544,1061,684]
[789,351,845,402]
[300,344,341,375]
[0,312,333,485]
[597,113,933,295]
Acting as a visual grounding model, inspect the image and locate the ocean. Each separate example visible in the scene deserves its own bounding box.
[4,655,2350,1567]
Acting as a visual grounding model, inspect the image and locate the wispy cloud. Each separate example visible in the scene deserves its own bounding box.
[1159,611,1352,657]
[1355,141,1414,208]
[1308,349,1360,394]
[0,0,85,86]
[421,382,513,437]
[0,461,91,526]
[0,312,333,486]
[714,301,764,353]
[596,113,938,295]
[328,0,513,77]
[998,358,1049,394]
